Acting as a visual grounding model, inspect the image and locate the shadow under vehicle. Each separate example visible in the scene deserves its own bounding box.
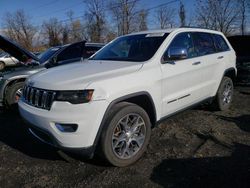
[0,35,104,108]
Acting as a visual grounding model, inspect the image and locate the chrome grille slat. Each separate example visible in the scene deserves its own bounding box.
[34,89,39,107]
[22,86,56,110]
[29,88,34,104]
[26,87,31,101]
[41,91,48,108]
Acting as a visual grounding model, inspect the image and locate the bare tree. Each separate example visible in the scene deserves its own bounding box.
[195,0,240,35]
[84,0,106,42]
[179,2,186,27]
[238,0,247,35]
[61,24,70,44]
[138,9,148,31]
[66,11,86,42]
[155,6,175,29]
[42,18,63,46]
[109,0,139,35]
[2,9,37,50]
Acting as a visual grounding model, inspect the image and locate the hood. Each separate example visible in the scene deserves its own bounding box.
[28,60,143,90]
[0,35,39,63]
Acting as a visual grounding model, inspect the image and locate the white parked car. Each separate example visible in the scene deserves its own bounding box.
[0,52,19,70]
[19,28,236,167]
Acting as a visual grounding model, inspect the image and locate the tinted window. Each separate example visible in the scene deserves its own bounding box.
[91,33,168,62]
[166,32,197,58]
[213,34,229,52]
[38,47,61,63]
[0,52,6,57]
[84,46,102,58]
[57,43,83,62]
[192,32,216,56]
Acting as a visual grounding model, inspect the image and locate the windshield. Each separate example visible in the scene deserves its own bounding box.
[0,52,7,57]
[90,33,168,62]
[38,47,62,63]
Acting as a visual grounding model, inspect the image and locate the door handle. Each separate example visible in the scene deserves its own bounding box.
[217,56,224,59]
[192,61,201,65]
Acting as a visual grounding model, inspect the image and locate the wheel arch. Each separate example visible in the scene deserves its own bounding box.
[223,67,237,83]
[109,92,157,124]
[4,78,26,101]
[0,61,6,69]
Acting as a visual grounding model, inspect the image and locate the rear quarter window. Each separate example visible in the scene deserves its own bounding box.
[212,34,230,52]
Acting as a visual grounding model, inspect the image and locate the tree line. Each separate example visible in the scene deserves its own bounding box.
[1,0,250,51]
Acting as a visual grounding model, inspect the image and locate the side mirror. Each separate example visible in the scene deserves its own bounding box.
[45,56,58,68]
[163,47,188,63]
[51,56,58,64]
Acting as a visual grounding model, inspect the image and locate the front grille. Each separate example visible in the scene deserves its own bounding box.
[22,86,56,110]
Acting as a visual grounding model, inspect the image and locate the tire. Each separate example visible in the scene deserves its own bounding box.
[5,82,25,108]
[100,102,151,167]
[214,76,234,111]
[0,61,5,70]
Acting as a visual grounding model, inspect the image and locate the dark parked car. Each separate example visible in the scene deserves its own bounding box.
[0,35,104,108]
[228,35,250,85]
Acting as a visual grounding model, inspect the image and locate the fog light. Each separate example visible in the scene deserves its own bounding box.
[55,123,78,132]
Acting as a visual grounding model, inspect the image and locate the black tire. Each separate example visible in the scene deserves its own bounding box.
[214,76,233,111]
[5,82,25,108]
[0,61,5,70]
[100,102,151,167]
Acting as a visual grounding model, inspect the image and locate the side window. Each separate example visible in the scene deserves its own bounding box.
[57,43,82,62]
[84,46,101,58]
[166,32,197,59]
[212,34,230,52]
[192,32,216,56]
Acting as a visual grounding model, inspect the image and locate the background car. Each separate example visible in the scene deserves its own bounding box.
[228,35,250,85]
[0,35,104,108]
[0,52,19,70]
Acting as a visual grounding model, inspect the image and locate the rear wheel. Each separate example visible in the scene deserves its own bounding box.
[0,62,5,70]
[214,76,234,111]
[5,82,24,108]
[100,102,151,167]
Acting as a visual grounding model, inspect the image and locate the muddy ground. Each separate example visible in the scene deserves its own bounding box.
[0,86,249,188]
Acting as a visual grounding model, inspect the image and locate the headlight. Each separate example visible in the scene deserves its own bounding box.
[55,90,94,104]
[0,76,3,81]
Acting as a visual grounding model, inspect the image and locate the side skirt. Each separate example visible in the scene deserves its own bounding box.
[155,97,214,126]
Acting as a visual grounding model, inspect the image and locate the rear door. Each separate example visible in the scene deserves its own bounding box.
[191,32,221,97]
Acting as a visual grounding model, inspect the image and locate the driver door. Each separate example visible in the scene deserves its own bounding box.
[160,32,205,116]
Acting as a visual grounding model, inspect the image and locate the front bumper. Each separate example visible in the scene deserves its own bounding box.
[19,99,109,150]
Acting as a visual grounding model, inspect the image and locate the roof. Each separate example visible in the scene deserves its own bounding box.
[85,42,105,47]
[127,27,223,36]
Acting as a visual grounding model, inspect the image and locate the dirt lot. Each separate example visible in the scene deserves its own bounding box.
[0,86,249,188]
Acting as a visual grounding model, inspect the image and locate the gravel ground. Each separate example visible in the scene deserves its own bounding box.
[0,86,249,188]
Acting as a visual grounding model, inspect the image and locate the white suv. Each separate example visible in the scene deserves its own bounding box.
[19,28,236,167]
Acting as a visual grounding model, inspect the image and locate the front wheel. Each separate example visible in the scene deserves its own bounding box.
[0,62,5,70]
[5,82,24,108]
[214,76,234,111]
[100,102,151,167]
